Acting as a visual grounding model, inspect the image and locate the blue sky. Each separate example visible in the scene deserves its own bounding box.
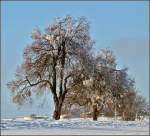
[1,1,149,118]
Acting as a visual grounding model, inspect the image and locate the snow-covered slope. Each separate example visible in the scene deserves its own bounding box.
[1,117,149,135]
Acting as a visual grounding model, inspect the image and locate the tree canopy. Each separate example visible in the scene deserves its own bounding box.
[7,15,148,121]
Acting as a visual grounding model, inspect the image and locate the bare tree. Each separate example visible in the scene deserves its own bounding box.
[7,16,94,120]
[134,94,149,119]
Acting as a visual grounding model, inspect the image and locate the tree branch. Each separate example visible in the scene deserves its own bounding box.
[25,76,53,89]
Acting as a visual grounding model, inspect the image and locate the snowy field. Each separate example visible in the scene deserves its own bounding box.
[1,117,149,135]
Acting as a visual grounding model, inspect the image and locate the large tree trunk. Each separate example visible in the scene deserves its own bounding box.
[53,95,65,120]
[53,103,62,120]
[53,42,66,120]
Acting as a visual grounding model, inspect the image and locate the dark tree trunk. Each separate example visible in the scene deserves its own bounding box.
[53,104,62,120]
[53,42,67,120]
[93,103,98,121]
[53,95,65,120]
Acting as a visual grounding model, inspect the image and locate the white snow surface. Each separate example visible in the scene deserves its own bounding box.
[1,117,149,135]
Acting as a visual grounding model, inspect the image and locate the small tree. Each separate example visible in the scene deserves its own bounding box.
[7,16,94,120]
[134,94,149,119]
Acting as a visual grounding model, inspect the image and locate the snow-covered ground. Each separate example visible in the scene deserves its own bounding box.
[1,117,149,135]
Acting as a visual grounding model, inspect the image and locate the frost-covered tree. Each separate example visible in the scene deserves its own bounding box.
[134,94,149,118]
[62,49,116,118]
[62,49,138,120]
[7,16,94,120]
